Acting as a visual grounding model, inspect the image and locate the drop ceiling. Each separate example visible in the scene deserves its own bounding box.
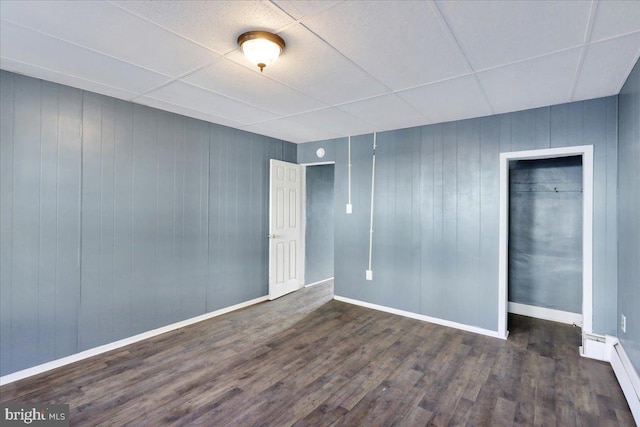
[1,0,639,144]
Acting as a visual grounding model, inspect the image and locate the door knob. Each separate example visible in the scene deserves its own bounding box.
[267,234,279,239]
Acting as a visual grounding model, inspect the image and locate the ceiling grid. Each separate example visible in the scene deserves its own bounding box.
[1,0,638,143]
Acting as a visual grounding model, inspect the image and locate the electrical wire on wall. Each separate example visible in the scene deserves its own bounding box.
[366,132,377,281]
[346,136,352,214]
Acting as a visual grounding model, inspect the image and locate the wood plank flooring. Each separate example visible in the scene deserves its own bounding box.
[0,280,634,426]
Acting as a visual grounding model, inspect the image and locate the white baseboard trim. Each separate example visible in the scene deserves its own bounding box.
[305,277,334,287]
[334,295,504,339]
[0,295,269,386]
[508,301,582,325]
[610,341,640,425]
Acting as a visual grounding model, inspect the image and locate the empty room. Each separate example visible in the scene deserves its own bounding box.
[1,0,640,425]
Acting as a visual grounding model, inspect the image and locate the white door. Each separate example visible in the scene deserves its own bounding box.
[269,159,303,300]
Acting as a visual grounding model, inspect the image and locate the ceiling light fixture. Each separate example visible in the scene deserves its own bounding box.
[237,31,285,72]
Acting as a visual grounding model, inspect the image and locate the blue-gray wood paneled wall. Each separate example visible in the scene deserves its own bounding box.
[305,164,335,285]
[297,139,337,164]
[618,58,640,375]
[0,70,295,376]
[328,96,618,334]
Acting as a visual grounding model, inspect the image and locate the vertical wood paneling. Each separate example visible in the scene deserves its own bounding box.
[410,129,422,314]
[456,119,481,326]
[198,123,210,311]
[156,112,177,327]
[112,100,134,339]
[236,134,251,301]
[174,118,187,318]
[374,131,391,306]
[38,82,59,363]
[442,123,458,315]
[1,71,297,376]
[12,75,42,371]
[585,100,608,330]
[261,136,271,295]
[1,74,82,374]
[618,59,640,372]
[208,125,223,311]
[305,164,335,285]
[80,91,104,350]
[499,114,512,153]
[511,110,536,152]
[99,97,116,344]
[249,133,263,296]
[604,97,618,332]
[54,85,82,360]
[181,119,206,318]
[131,105,158,335]
[431,125,444,319]
[219,125,232,307]
[333,96,619,335]
[392,128,420,313]
[419,126,435,315]
[535,107,550,149]
[479,117,500,325]
[0,72,15,373]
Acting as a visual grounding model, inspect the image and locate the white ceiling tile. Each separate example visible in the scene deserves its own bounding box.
[398,75,493,123]
[1,0,638,143]
[289,107,374,139]
[134,96,245,129]
[143,81,277,124]
[476,48,582,114]
[241,122,308,143]
[273,1,341,20]
[338,94,430,131]
[183,58,327,115]
[574,33,640,101]
[0,1,219,77]
[590,0,640,42]
[228,24,389,105]
[0,21,171,94]
[436,0,591,70]
[302,1,470,90]
[0,57,139,101]
[112,0,294,55]
[249,116,341,142]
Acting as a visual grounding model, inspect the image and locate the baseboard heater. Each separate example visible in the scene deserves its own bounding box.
[610,342,640,424]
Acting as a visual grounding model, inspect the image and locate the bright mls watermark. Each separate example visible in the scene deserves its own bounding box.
[1,404,69,426]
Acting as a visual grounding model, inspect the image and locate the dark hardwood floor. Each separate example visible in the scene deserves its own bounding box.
[1,280,634,426]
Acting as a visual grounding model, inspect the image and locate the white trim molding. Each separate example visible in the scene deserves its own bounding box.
[610,341,640,424]
[508,302,582,326]
[298,161,336,166]
[334,295,504,340]
[0,295,269,386]
[498,145,594,339]
[305,277,334,287]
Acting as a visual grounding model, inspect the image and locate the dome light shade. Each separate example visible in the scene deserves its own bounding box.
[237,31,285,72]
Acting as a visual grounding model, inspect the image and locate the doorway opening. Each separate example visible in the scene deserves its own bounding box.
[508,156,583,325]
[498,146,594,339]
[302,163,335,287]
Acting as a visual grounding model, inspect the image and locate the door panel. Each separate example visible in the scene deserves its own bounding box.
[269,159,302,299]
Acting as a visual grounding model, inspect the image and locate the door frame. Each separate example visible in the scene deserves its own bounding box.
[299,161,336,287]
[498,145,594,339]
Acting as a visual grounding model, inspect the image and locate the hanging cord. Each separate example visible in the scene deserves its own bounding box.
[347,136,352,213]
[367,132,377,277]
